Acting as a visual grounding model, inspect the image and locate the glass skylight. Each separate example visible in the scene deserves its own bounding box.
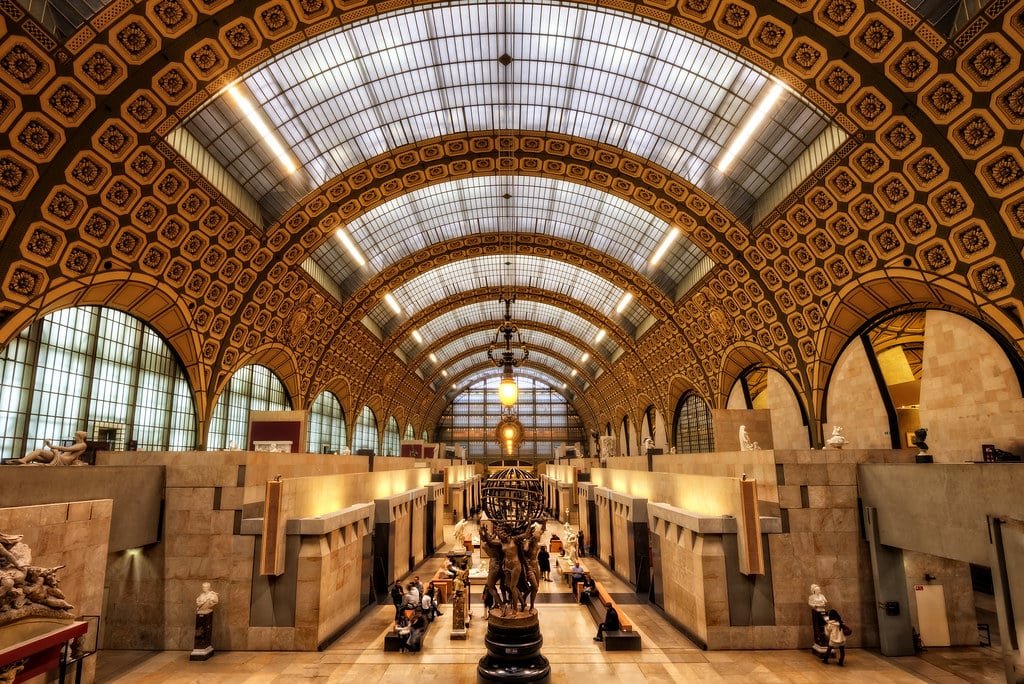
[309,176,705,298]
[444,349,579,387]
[423,327,591,370]
[368,255,647,334]
[405,300,614,359]
[184,0,832,226]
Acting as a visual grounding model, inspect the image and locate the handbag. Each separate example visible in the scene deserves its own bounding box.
[841,623,853,637]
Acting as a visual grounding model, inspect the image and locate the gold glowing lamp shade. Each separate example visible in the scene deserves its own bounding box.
[498,370,519,407]
[495,415,525,455]
[488,298,529,407]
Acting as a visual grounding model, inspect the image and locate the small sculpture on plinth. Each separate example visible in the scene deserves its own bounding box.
[808,583,830,656]
[191,582,219,661]
[913,428,929,455]
[826,426,848,450]
[739,425,760,451]
[476,467,550,683]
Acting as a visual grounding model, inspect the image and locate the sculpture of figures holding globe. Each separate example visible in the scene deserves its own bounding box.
[476,467,550,683]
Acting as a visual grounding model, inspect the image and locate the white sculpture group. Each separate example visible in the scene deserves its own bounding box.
[0,532,74,625]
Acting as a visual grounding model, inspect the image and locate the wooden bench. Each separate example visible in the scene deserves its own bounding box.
[581,580,641,651]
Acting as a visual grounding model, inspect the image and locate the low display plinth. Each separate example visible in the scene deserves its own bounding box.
[0,618,87,683]
[477,609,549,683]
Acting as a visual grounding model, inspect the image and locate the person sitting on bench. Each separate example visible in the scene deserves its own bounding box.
[579,575,596,599]
[594,604,620,642]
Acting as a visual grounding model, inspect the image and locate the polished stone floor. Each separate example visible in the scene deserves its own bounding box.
[96,523,1004,683]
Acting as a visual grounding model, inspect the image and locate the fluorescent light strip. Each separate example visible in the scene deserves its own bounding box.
[335,229,366,267]
[580,352,590,363]
[411,329,424,344]
[615,292,633,315]
[650,227,681,266]
[384,293,401,315]
[227,85,297,175]
[717,81,785,173]
[429,353,438,363]
[594,329,606,343]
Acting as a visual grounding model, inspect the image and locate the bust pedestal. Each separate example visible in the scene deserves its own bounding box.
[810,608,828,655]
[190,611,214,661]
[477,609,550,683]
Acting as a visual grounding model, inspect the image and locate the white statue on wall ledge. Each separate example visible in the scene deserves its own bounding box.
[642,437,655,455]
[826,426,849,449]
[739,425,760,451]
[13,431,88,465]
[807,583,828,611]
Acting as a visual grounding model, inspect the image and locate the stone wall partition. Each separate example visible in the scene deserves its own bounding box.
[0,499,113,684]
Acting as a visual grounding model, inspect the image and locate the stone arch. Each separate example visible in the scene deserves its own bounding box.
[217,342,301,413]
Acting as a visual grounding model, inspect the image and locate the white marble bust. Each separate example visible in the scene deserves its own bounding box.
[196,582,219,614]
[807,583,828,610]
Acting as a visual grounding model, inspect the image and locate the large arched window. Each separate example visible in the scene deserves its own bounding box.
[307,390,347,453]
[436,375,585,459]
[673,392,714,453]
[207,365,290,450]
[0,306,197,459]
[353,406,379,453]
[383,416,401,456]
[405,423,415,440]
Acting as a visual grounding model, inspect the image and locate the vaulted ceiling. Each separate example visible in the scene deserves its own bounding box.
[1,0,1023,442]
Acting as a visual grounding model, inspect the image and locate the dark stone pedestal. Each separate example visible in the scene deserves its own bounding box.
[190,611,214,661]
[810,608,828,656]
[478,609,549,683]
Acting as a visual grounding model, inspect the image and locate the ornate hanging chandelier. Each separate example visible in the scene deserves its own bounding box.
[488,298,529,407]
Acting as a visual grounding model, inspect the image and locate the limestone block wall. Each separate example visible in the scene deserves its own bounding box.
[902,550,977,646]
[765,370,810,450]
[610,503,630,580]
[712,409,773,451]
[410,495,425,564]
[919,309,1024,462]
[596,494,612,567]
[825,338,893,449]
[100,454,428,651]
[300,520,368,647]
[658,528,716,644]
[652,452,779,504]
[392,500,413,579]
[0,500,112,684]
[768,449,916,650]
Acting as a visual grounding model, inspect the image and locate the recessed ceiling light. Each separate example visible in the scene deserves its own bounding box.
[411,329,423,344]
[429,353,438,363]
[615,292,633,315]
[650,227,681,265]
[335,228,365,267]
[581,352,590,363]
[383,293,401,315]
[570,369,578,377]
[594,329,606,343]
[442,369,448,377]
[717,81,785,173]
[227,85,298,175]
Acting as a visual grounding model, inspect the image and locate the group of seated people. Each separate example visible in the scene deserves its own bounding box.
[389,575,443,653]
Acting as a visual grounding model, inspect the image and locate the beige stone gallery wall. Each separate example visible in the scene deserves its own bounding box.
[902,550,977,646]
[825,338,893,449]
[0,500,112,684]
[596,494,612,567]
[102,454,429,651]
[764,370,810,450]
[919,309,1024,462]
[658,528,719,645]
[300,520,368,646]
